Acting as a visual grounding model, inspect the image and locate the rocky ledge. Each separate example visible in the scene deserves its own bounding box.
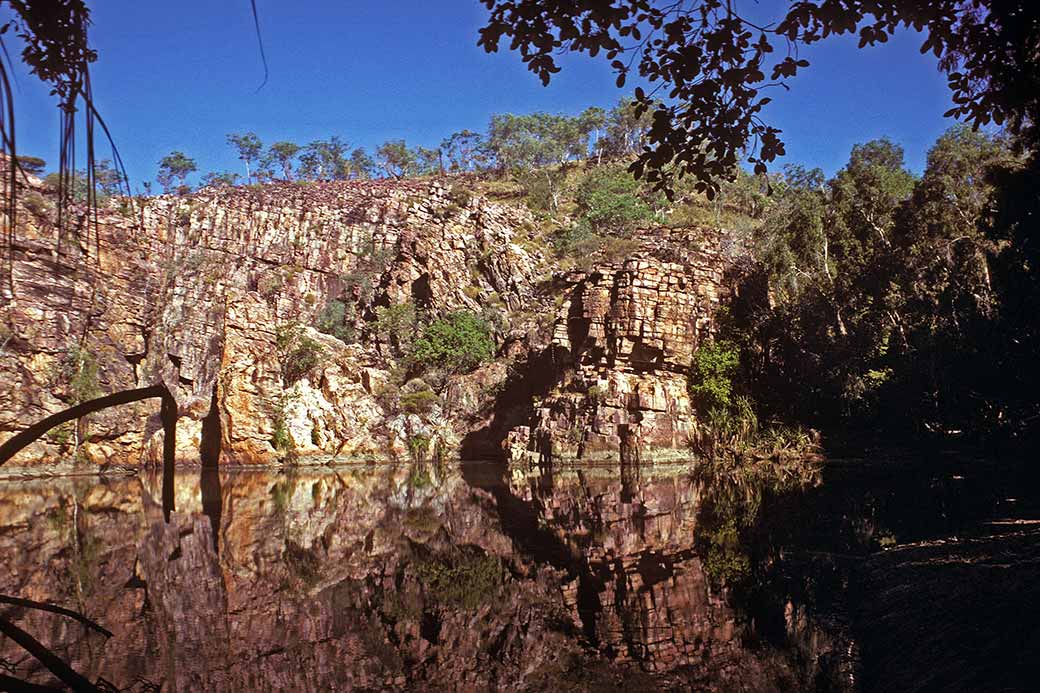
[0,175,727,468]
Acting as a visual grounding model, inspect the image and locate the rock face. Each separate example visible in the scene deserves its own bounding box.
[0,177,725,467]
[0,464,821,691]
[503,247,725,463]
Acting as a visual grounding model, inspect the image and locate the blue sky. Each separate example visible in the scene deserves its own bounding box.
[9,0,958,189]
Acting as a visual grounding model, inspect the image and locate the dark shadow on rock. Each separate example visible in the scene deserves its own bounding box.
[160,391,177,523]
[460,459,605,643]
[459,344,570,460]
[199,384,223,552]
[200,466,222,555]
[199,383,222,468]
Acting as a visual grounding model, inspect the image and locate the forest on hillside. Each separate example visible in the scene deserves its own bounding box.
[21,99,1038,451]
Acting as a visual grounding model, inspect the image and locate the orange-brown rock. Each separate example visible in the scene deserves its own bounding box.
[502,239,727,463]
[1,177,726,468]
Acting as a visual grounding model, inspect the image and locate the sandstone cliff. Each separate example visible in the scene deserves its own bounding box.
[0,175,726,468]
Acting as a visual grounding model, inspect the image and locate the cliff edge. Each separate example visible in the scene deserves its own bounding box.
[0,176,726,468]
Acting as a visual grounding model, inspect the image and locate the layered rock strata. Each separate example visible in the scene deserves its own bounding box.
[1,177,725,467]
[503,249,725,463]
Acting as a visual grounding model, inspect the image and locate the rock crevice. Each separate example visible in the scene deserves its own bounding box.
[1,177,726,466]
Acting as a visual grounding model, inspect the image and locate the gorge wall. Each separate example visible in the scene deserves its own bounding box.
[0,175,727,468]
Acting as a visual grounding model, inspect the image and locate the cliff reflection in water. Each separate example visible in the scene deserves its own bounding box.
[0,460,835,691]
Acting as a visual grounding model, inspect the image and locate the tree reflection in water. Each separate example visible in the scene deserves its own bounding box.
[1,454,1035,691]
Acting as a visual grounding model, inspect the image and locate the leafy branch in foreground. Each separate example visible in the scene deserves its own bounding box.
[479,0,1040,197]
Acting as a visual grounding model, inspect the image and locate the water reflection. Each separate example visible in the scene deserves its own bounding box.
[0,457,1035,691]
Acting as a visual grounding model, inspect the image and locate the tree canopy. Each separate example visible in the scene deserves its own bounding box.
[157,151,197,193]
[376,140,416,179]
[479,0,1040,196]
[226,132,263,183]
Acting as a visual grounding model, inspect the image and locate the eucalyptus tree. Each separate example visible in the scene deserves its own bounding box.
[602,97,653,159]
[349,147,375,179]
[414,146,443,175]
[298,137,351,181]
[93,159,125,197]
[484,110,601,211]
[441,130,486,172]
[201,171,241,188]
[226,132,263,184]
[157,151,197,193]
[479,0,1040,197]
[376,140,416,179]
[264,141,302,181]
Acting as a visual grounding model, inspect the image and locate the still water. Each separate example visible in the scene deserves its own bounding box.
[0,456,1037,691]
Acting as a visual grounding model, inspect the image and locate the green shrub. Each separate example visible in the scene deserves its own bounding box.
[515,167,568,213]
[47,421,75,447]
[116,198,135,218]
[24,191,50,216]
[407,435,431,464]
[59,346,101,404]
[689,341,768,459]
[270,402,295,454]
[373,301,417,355]
[416,552,503,611]
[285,336,323,385]
[401,389,438,415]
[447,186,473,209]
[270,479,292,511]
[587,384,606,405]
[689,340,740,412]
[257,272,284,298]
[276,324,325,385]
[574,165,657,233]
[550,223,641,266]
[316,299,357,343]
[479,304,510,335]
[702,517,751,584]
[341,235,394,305]
[412,311,494,374]
[550,222,599,258]
[696,396,759,454]
[72,533,101,599]
[597,235,642,264]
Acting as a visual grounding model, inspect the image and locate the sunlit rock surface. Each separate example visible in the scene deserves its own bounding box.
[1,178,726,467]
[505,251,725,463]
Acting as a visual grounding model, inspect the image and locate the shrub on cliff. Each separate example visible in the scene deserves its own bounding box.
[574,164,658,234]
[689,340,740,413]
[316,299,357,344]
[411,311,494,375]
[401,390,438,416]
[276,323,326,385]
[398,378,439,416]
[549,222,643,269]
[373,302,417,357]
[57,346,101,404]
